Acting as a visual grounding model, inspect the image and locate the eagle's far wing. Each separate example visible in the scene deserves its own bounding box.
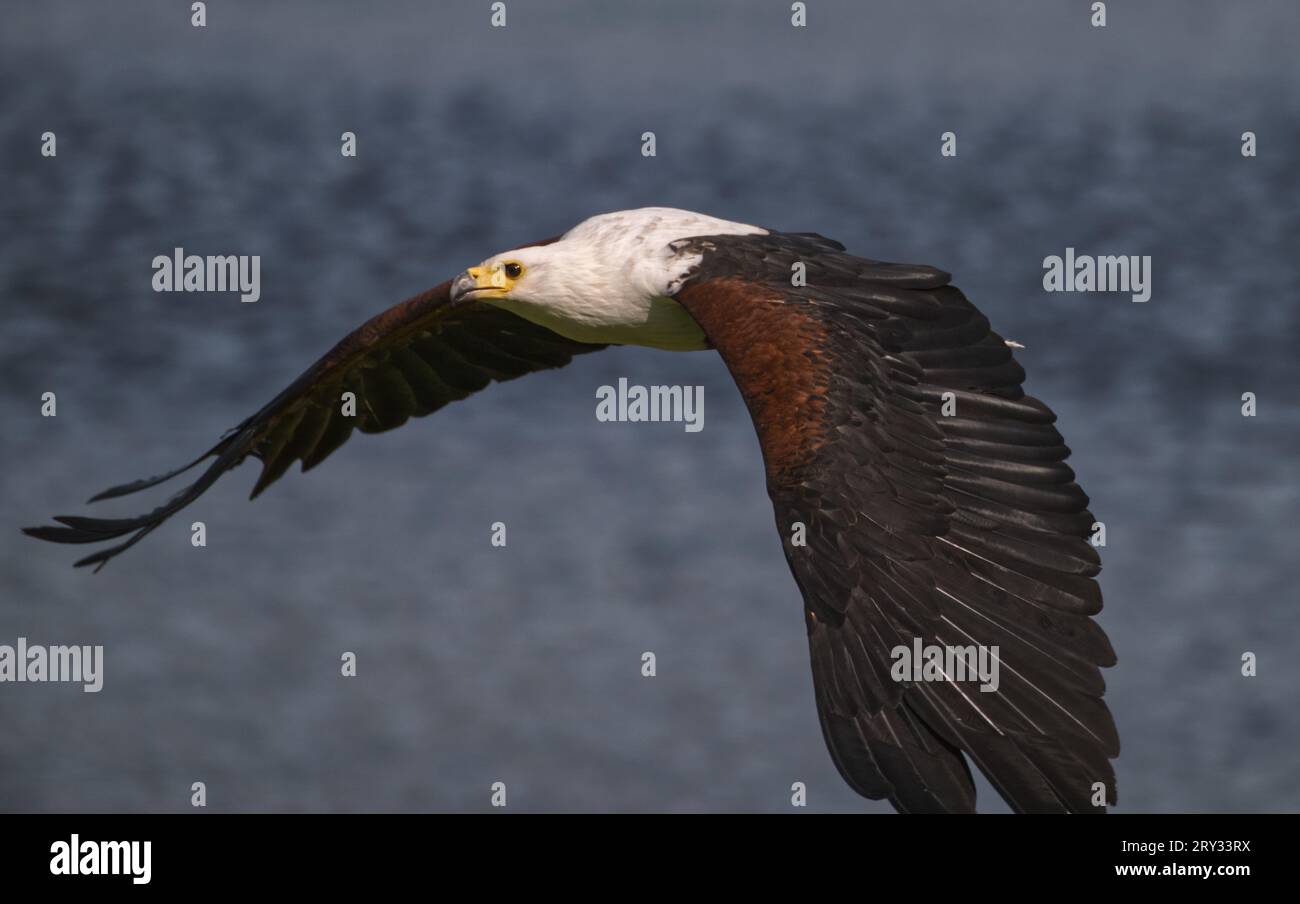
[673,232,1118,814]
[24,245,606,570]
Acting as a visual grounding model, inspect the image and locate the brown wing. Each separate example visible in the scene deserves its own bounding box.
[673,232,1117,814]
[24,256,606,570]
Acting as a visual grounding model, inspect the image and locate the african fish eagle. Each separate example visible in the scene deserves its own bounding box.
[24,207,1118,814]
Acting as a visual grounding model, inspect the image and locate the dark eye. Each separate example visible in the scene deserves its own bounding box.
[504,262,523,279]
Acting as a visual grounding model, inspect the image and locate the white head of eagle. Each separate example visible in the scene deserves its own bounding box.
[450,207,767,351]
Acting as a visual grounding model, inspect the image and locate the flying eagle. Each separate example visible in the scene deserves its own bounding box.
[25,208,1118,814]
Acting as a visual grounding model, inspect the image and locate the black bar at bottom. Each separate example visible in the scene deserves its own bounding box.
[0,813,1282,890]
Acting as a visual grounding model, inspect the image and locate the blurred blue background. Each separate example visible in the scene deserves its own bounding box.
[2,0,1297,812]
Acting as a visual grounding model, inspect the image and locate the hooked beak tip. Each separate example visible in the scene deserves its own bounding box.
[450,270,478,304]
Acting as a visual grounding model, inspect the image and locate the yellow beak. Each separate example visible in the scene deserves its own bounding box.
[450,266,501,304]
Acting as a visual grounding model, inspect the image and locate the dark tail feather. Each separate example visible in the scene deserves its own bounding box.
[21,427,256,572]
[909,683,1114,813]
[817,706,978,814]
[73,523,162,573]
[85,450,215,503]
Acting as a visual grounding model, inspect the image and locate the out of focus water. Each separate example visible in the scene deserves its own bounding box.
[1,1,1297,812]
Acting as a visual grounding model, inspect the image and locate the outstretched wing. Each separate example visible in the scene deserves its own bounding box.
[674,232,1117,814]
[24,246,606,570]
